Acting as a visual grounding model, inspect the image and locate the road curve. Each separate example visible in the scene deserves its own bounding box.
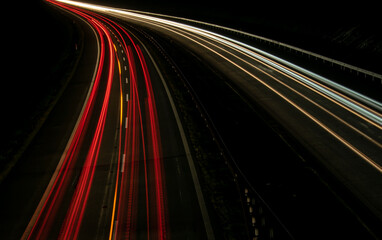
[1,0,381,239]
[17,1,213,239]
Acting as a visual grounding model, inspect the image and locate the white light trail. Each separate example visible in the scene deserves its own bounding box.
[56,0,382,128]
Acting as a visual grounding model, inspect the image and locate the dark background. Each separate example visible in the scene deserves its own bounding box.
[1,0,74,168]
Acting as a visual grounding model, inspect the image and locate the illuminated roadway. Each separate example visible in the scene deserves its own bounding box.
[0,0,381,239]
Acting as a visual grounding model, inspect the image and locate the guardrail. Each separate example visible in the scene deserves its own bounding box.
[127,9,382,83]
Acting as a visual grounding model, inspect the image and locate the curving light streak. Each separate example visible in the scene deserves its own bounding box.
[156,22,382,171]
[56,0,382,127]
[100,14,382,171]
[90,8,168,239]
[136,44,167,240]
[24,1,109,239]
[54,0,382,171]
[58,15,115,239]
[147,22,382,149]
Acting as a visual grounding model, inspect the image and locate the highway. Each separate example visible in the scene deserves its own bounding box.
[1,0,381,239]
[0,1,212,239]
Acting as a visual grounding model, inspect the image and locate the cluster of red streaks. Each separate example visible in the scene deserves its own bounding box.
[90,22,144,240]
[136,46,167,240]
[116,44,141,240]
[108,20,167,239]
[26,2,168,239]
[100,19,146,240]
[26,1,107,239]
[106,19,168,240]
[25,1,117,239]
[117,26,150,240]
[66,9,147,240]
[59,15,115,239]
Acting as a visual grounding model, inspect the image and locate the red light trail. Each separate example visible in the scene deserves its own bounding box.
[23,1,168,239]
[58,15,115,240]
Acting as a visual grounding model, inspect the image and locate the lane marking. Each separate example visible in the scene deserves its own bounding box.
[120,94,123,125]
